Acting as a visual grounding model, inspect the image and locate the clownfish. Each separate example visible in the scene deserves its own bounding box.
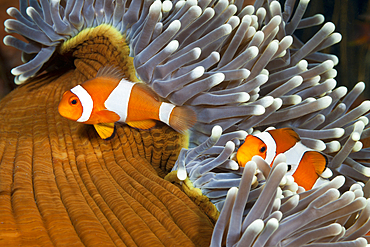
[58,67,196,139]
[236,127,329,191]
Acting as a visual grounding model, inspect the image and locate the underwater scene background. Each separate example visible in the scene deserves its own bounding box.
[1,0,370,246]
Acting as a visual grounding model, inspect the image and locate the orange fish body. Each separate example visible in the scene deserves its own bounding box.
[58,67,196,139]
[236,128,328,190]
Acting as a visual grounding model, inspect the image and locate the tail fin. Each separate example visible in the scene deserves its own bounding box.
[169,106,197,133]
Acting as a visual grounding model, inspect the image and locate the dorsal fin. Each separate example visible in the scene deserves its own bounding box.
[96,66,124,80]
[269,127,300,155]
[282,128,300,141]
[133,83,160,101]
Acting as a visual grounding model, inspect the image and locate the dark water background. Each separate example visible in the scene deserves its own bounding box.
[296,0,370,101]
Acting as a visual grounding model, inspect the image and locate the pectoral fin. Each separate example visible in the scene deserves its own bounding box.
[126,120,156,129]
[95,110,120,123]
[94,123,115,139]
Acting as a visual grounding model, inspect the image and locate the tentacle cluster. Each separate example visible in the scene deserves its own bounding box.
[212,174,370,246]
[3,0,340,128]
[171,125,370,246]
[126,0,370,188]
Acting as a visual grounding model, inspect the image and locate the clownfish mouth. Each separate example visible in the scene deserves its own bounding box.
[236,149,255,167]
[58,102,70,119]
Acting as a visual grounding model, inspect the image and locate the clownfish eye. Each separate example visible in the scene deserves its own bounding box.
[259,146,266,153]
[69,97,79,106]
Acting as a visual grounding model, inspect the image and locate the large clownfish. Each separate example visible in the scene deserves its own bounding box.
[58,67,196,139]
[236,127,329,190]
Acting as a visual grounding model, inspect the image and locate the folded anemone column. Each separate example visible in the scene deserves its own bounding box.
[0,74,216,246]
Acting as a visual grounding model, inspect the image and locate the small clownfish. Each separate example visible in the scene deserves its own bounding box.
[58,67,196,139]
[236,127,328,191]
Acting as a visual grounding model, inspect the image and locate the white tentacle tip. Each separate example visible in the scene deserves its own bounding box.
[177,169,187,181]
[162,0,173,12]
[6,7,16,16]
[228,160,239,170]
[211,125,222,139]
[320,168,333,178]
[11,67,21,76]
[227,187,239,196]
[3,35,12,46]
[351,132,361,142]
[280,176,287,186]
[26,6,35,17]
[323,22,336,33]
[225,141,236,151]
[353,141,363,152]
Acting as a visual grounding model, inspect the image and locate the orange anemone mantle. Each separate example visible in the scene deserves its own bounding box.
[0,25,214,246]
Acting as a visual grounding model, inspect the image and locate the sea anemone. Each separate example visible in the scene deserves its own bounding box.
[168,125,370,245]
[3,0,370,246]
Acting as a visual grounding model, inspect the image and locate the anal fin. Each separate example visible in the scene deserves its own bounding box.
[126,120,156,129]
[94,123,115,139]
